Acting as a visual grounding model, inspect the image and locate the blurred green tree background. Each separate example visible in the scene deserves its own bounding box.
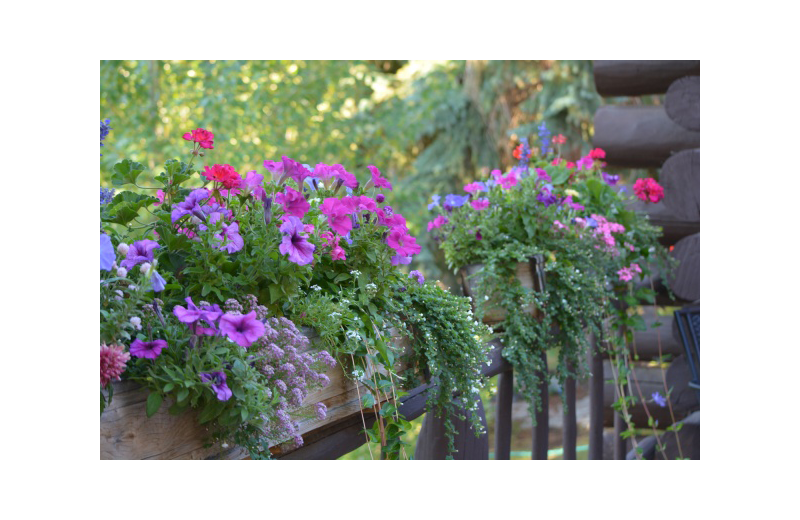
[101,60,602,285]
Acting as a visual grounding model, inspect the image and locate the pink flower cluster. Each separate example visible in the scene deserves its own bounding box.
[633,177,665,203]
[617,263,642,282]
[592,214,626,254]
[491,169,518,190]
[100,343,131,388]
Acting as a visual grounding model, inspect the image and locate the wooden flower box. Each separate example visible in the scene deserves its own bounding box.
[458,255,545,325]
[100,328,411,460]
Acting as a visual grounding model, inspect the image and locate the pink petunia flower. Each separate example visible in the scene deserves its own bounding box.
[368,165,392,191]
[427,215,449,231]
[275,186,310,219]
[471,198,490,210]
[386,227,421,256]
[219,311,266,348]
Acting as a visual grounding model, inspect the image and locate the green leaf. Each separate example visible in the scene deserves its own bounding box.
[103,191,158,225]
[241,408,250,421]
[380,402,397,417]
[111,159,146,186]
[268,284,281,303]
[162,383,175,393]
[176,388,190,403]
[361,393,375,409]
[145,392,163,417]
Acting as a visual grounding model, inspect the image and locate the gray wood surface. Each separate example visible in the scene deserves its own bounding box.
[665,76,700,131]
[593,60,700,97]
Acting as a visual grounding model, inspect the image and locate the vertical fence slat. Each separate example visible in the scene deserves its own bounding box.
[532,350,549,459]
[494,369,514,460]
[562,361,577,460]
[613,385,627,460]
[588,336,605,460]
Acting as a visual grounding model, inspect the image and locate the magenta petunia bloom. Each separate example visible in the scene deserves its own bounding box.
[575,156,594,171]
[562,195,585,211]
[200,371,233,401]
[263,159,284,174]
[368,165,392,191]
[535,168,551,182]
[173,297,222,335]
[219,311,266,348]
[386,227,421,256]
[492,169,518,190]
[427,215,448,231]
[121,240,160,270]
[130,338,168,359]
[320,198,354,236]
[279,216,316,266]
[275,186,310,219]
[281,155,312,187]
[471,198,490,211]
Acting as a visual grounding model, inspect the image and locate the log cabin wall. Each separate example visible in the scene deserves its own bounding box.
[591,60,700,459]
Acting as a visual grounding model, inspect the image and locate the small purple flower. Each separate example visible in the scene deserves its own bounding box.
[535,168,551,182]
[391,255,412,266]
[538,122,551,155]
[409,270,425,286]
[651,391,667,408]
[100,187,115,206]
[602,172,620,186]
[130,338,168,359]
[120,240,160,270]
[100,118,112,155]
[315,402,327,421]
[376,193,385,203]
[200,371,233,401]
[586,217,598,228]
[444,194,470,208]
[279,216,316,266]
[100,234,115,271]
[261,193,272,226]
[475,229,483,241]
[427,194,441,211]
[173,297,222,334]
[219,311,266,348]
[150,270,166,292]
[536,187,558,207]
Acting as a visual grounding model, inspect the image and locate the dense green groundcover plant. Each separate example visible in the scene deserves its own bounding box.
[427,132,675,420]
[100,123,491,459]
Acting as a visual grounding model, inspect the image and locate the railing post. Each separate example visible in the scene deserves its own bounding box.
[494,369,514,460]
[588,334,605,460]
[562,360,577,460]
[532,349,549,460]
[613,385,628,460]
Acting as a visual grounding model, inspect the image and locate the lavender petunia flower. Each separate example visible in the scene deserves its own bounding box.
[219,311,266,348]
[602,172,620,186]
[409,270,425,286]
[651,391,667,408]
[173,297,222,335]
[171,189,210,223]
[279,216,316,266]
[391,255,412,266]
[444,194,470,208]
[100,234,115,271]
[200,371,233,401]
[536,187,558,207]
[427,194,441,211]
[120,240,160,270]
[130,338,168,359]
[214,222,244,254]
[150,270,166,292]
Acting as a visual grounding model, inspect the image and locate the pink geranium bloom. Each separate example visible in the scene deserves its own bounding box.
[275,186,310,219]
[368,165,392,191]
[155,190,165,206]
[633,177,665,203]
[386,228,421,256]
[471,198,490,211]
[203,164,243,190]
[183,128,214,149]
[219,311,266,348]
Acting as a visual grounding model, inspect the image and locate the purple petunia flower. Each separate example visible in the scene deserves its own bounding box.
[535,168,551,182]
[121,240,160,270]
[444,194,470,208]
[100,234,115,271]
[200,371,233,401]
[427,194,441,211]
[214,221,244,254]
[171,188,210,223]
[261,193,273,226]
[219,311,266,348]
[173,297,222,335]
[391,255,412,266]
[151,270,166,292]
[279,216,316,266]
[536,187,558,207]
[602,172,620,186]
[651,391,667,408]
[409,270,425,286]
[130,338,168,359]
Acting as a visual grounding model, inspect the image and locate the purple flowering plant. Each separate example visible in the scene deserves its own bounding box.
[100,124,492,459]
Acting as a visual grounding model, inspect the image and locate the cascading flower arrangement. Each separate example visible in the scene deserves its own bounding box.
[425,129,674,420]
[100,123,491,459]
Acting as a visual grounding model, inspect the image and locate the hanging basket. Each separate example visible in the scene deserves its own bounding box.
[458,255,545,325]
[100,327,411,460]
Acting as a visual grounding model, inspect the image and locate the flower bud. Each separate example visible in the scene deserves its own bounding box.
[117,243,129,256]
[116,267,128,278]
[140,262,152,275]
[199,152,205,157]
[130,316,142,330]
[376,193,385,203]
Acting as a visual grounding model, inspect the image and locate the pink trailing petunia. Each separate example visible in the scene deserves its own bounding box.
[562,195,585,211]
[386,227,421,256]
[575,156,594,171]
[220,170,266,199]
[183,128,214,149]
[280,155,312,187]
[320,198,354,236]
[427,215,449,231]
[279,216,316,266]
[491,169,518,190]
[535,168,551,182]
[263,159,284,174]
[553,220,567,230]
[471,198,490,211]
[219,311,266,348]
[463,182,488,194]
[368,165,392,191]
[320,231,347,261]
[275,185,310,219]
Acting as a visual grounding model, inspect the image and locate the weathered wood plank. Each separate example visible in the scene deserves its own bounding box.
[494,370,514,460]
[593,105,700,168]
[532,350,550,460]
[665,76,700,131]
[415,396,489,460]
[628,198,700,247]
[661,149,700,222]
[588,336,605,460]
[593,60,700,97]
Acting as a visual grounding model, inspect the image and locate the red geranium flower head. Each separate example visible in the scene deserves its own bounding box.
[589,148,606,160]
[203,164,243,190]
[633,177,665,203]
[183,128,215,149]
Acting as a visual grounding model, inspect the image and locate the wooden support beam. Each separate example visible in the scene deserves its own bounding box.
[562,366,577,460]
[494,370,514,460]
[668,233,700,302]
[593,105,700,168]
[415,396,489,460]
[628,198,700,247]
[532,350,550,460]
[661,149,700,223]
[593,60,700,97]
[588,337,605,460]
